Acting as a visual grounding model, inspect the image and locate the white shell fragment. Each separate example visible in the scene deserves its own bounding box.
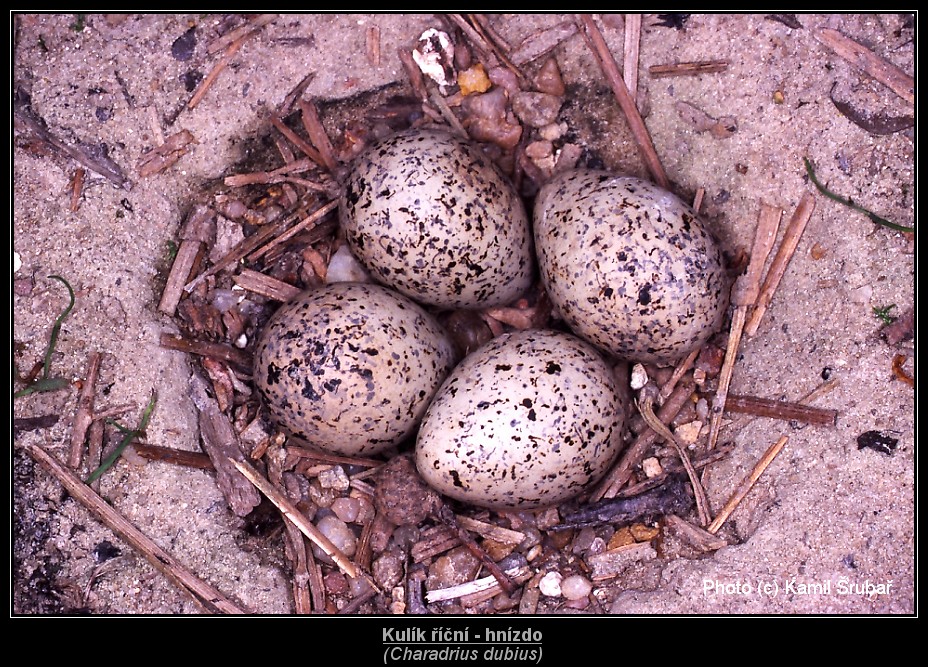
[534,170,729,364]
[339,127,535,309]
[416,329,625,510]
[253,282,456,456]
[412,29,455,88]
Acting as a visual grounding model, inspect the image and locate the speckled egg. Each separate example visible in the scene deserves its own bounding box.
[339,127,534,309]
[534,170,729,364]
[415,329,625,510]
[254,282,456,457]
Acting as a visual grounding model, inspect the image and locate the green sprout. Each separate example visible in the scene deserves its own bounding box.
[804,158,913,233]
[86,391,158,484]
[70,14,86,32]
[14,275,75,399]
[872,304,897,326]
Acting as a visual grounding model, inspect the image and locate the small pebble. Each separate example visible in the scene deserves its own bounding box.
[324,571,348,595]
[326,244,371,284]
[318,465,350,491]
[560,575,593,601]
[642,457,663,478]
[587,536,607,556]
[313,515,357,562]
[675,420,703,444]
[538,571,563,597]
[308,479,336,508]
[571,527,596,555]
[353,495,376,524]
[630,523,660,541]
[511,91,563,127]
[535,507,560,530]
[427,546,481,590]
[331,497,361,523]
[373,549,405,589]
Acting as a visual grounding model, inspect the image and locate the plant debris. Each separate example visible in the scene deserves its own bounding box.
[856,430,898,456]
[829,91,914,136]
[805,157,913,233]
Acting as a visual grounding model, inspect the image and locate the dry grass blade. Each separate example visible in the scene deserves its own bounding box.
[298,98,339,173]
[577,15,669,189]
[707,203,782,451]
[247,199,337,262]
[623,14,641,101]
[649,60,729,78]
[230,457,361,581]
[744,193,816,337]
[708,435,789,534]
[594,378,695,500]
[23,442,248,614]
[69,351,101,468]
[814,28,914,106]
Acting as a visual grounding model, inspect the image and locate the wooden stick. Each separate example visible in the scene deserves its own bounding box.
[578,15,669,189]
[814,28,914,106]
[623,14,641,101]
[131,442,214,470]
[68,351,101,468]
[69,167,84,212]
[23,442,248,614]
[425,565,531,604]
[189,39,244,110]
[159,332,251,371]
[207,14,276,54]
[233,268,302,303]
[708,435,789,534]
[637,385,711,526]
[298,98,339,173]
[719,393,838,426]
[649,60,729,78]
[230,457,361,580]
[366,25,381,67]
[223,156,321,187]
[660,347,699,403]
[744,193,816,337]
[707,203,783,450]
[269,113,326,167]
[246,199,337,261]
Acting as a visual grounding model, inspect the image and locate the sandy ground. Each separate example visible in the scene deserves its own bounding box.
[12,13,915,615]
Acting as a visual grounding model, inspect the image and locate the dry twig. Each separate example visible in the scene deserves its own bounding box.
[233,268,302,302]
[814,28,914,106]
[68,351,101,468]
[623,14,641,101]
[577,15,669,189]
[708,435,789,534]
[649,60,729,78]
[637,384,711,526]
[69,167,84,212]
[707,203,783,450]
[594,378,696,500]
[230,457,361,580]
[744,193,816,337]
[23,442,248,614]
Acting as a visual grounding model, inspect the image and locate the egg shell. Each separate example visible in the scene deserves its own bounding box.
[533,170,729,364]
[339,127,535,309]
[253,282,456,456]
[415,329,625,510]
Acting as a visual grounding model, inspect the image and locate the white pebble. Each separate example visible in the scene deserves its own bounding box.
[314,515,357,558]
[331,497,361,523]
[538,571,563,597]
[560,575,592,600]
[318,465,350,491]
[326,244,372,284]
[642,457,663,478]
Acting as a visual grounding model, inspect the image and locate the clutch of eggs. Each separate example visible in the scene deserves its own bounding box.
[339,127,535,310]
[253,282,456,457]
[415,329,625,510]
